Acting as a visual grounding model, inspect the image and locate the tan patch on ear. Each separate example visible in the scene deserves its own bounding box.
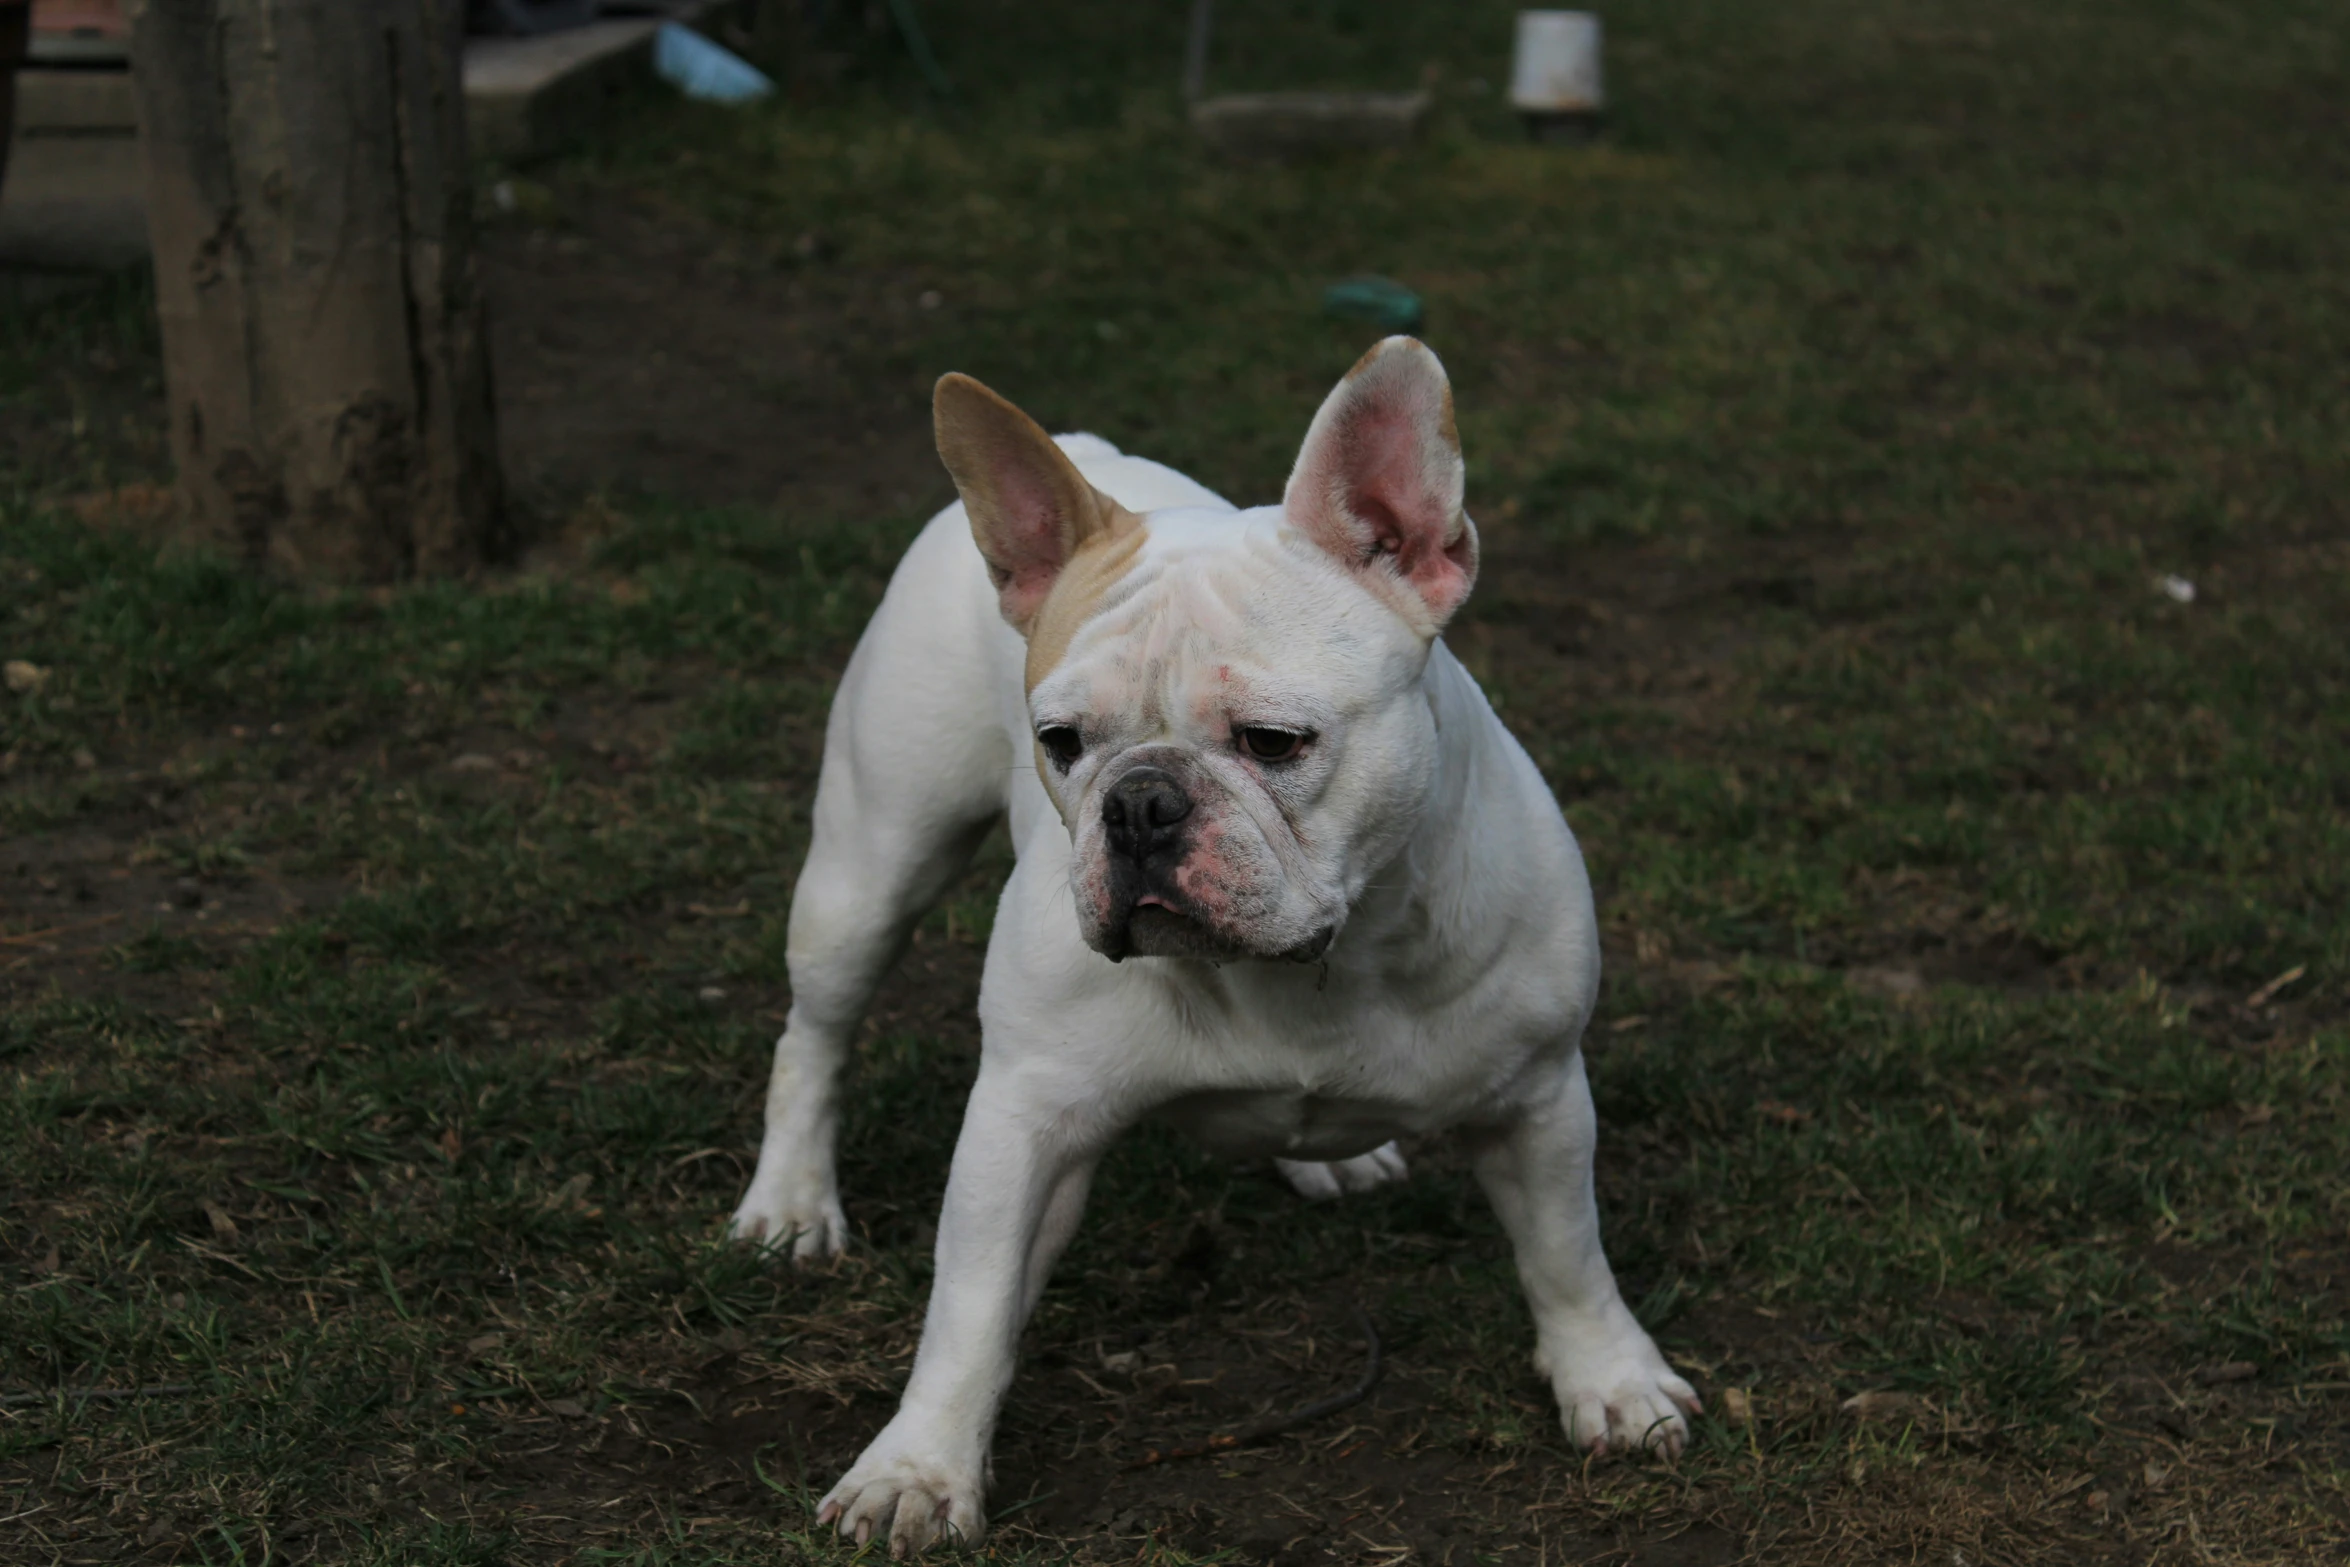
[1342,338,1396,382]
[1023,501,1147,693]
[1437,381,1460,453]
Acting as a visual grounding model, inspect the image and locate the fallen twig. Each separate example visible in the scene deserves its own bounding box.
[1,1383,195,1408]
[1125,1306,1381,1469]
[0,912,126,947]
[2246,964,2308,1009]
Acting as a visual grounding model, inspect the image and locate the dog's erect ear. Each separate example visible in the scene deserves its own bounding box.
[935,373,1126,632]
[1282,336,1477,634]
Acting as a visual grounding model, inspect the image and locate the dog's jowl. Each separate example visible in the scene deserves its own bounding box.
[730,338,1699,1552]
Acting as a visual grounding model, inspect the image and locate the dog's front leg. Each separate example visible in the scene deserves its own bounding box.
[1472,1048,1700,1457]
[819,1065,1101,1554]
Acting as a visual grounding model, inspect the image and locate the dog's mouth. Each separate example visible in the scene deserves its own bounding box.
[1094,894,1334,965]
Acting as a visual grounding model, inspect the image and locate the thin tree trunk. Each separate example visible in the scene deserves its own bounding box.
[127,0,506,581]
[0,4,28,191]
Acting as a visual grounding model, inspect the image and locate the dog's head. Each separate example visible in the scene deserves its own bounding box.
[936,337,1477,963]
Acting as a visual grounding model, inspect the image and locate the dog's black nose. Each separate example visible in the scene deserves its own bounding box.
[1102,767,1193,860]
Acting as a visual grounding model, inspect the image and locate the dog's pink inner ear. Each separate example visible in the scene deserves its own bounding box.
[983,459,1081,620]
[1285,338,1477,631]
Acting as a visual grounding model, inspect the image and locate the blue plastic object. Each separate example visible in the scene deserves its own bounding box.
[1323,276,1424,333]
[653,22,775,105]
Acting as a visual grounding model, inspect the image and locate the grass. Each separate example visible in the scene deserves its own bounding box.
[3,0,2347,1561]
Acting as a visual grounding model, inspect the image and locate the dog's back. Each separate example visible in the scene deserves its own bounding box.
[1049,433,1233,520]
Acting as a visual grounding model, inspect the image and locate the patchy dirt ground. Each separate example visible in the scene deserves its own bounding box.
[486,190,953,528]
[8,181,2349,1561]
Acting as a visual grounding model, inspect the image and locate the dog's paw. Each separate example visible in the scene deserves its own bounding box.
[729,1176,848,1262]
[1275,1140,1410,1200]
[1539,1311,1701,1458]
[818,1429,985,1556]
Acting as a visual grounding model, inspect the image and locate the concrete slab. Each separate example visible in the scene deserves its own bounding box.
[9,27,673,160]
[464,17,663,164]
[1191,90,1431,158]
[12,65,138,133]
[0,128,145,271]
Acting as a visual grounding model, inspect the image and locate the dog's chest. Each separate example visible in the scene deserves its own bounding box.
[1139,993,1546,1162]
[1150,1084,1424,1163]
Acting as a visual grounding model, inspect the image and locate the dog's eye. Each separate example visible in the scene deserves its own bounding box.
[1237,727,1308,763]
[1037,726,1084,769]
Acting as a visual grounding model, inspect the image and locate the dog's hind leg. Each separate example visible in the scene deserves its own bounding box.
[1276,1140,1410,1200]
[731,517,1015,1260]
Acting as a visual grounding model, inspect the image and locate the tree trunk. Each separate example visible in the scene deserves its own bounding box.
[0,4,27,193]
[126,0,506,582]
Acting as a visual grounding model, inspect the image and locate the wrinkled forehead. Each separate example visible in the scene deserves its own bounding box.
[1024,506,1421,719]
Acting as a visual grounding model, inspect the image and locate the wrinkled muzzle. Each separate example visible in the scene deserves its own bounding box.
[1072,752,1336,964]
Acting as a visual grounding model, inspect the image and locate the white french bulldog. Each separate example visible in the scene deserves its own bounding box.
[730,338,1698,1553]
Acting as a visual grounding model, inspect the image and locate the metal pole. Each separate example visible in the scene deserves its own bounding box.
[1182,0,1212,102]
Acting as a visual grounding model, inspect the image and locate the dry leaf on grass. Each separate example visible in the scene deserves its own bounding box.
[1841,1389,1923,1422]
[1846,965,1927,1002]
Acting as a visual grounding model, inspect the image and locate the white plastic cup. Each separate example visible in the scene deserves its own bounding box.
[1509,11,1605,122]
